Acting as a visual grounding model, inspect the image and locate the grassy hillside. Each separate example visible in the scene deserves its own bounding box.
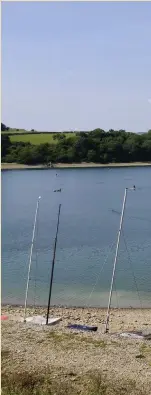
[9,132,76,145]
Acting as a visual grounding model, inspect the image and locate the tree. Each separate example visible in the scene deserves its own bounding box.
[17,146,37,164]
[123,137,141,162]
[1,134,11,157]
[141,140,151,161]
[53,133,66,141]
[1,123,9,131]
[90,129,105,139]
[87,149,97,162]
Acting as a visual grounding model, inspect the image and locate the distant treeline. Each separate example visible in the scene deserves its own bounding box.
[1,123,87,135]
[1,126,151,165]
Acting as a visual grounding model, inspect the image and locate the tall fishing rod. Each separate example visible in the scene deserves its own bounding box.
[104,186,135,334]
[23,196,41,322]
[46,203,62,325]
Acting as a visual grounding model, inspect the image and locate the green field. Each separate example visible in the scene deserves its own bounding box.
[10,133,76,145]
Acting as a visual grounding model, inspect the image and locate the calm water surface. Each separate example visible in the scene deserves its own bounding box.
[2,167,151,308]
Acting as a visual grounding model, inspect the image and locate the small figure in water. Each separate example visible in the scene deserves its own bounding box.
[133,185,136,190]
[54,188,61,192]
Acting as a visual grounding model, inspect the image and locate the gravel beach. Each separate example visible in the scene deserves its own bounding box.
[1,305,151,394]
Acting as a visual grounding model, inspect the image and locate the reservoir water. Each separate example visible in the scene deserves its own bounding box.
[2,166,151,308]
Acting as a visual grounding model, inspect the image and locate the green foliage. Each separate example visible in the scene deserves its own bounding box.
[1,123,9,132]
[1,129,151,165]
[1,134,11,158]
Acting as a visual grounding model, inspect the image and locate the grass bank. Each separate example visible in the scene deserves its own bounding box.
[2,369,148,395]
[1,161,151,170]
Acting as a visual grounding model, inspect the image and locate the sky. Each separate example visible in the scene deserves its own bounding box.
[2,1,151,133]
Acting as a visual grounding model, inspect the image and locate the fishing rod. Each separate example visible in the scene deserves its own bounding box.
[23,196,41,322]
[104,186,135,334]
[46,203,62,325]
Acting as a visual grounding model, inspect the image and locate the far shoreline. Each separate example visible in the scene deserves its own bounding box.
[2,303,151,310]
[1,161,151,170]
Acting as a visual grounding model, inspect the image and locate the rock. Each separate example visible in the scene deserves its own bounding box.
[142,329,151,339]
